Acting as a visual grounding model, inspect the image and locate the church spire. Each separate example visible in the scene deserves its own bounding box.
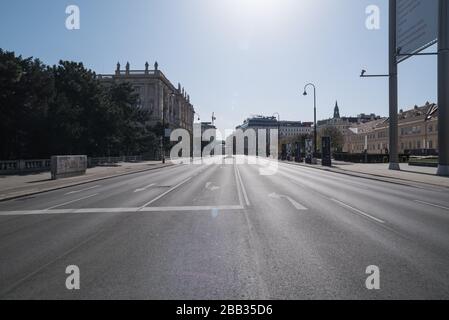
[333,100,340,119]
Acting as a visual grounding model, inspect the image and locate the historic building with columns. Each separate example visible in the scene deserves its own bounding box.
[99,62,195,134]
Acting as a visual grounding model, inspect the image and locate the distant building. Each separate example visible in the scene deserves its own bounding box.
[343,102,439,155]
[199,122,218,155]
[318,101,380,136]
[201,122,217,134]
[236,116,278,132]
[236,116,312,138]
[279,121,313,138]
[232,116,312,157]
[99,62,195,134]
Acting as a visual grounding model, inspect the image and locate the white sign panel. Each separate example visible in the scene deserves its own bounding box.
[397,0,438,63]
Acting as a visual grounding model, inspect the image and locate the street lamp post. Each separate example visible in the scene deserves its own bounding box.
[388,0,400,171]
[437,0,449,176]
[359,0,400,171]
[303,83,317,155]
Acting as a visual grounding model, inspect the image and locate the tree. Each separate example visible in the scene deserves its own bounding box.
[102,82,158,156]
[318,126,344,152]
[0,49,160,160]
[0,49,54,159]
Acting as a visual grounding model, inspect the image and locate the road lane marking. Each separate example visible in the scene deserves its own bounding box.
[234,164,244,207]
[236,165,251,206]
[65,185,101,195]
[44,193,100,210]
[414,200,449,211]
[0,205,244,216]
[331,199,386,224]
[268,193,308,210]
[140,205,243,212]
[139,176,193,209]
[134,183,156,193]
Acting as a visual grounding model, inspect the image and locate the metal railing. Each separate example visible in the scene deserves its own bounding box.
[0,156,143,175]
[0,159,51,175]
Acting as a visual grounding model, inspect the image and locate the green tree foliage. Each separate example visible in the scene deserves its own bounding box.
[0,49,54,159]
[0,49,158,159]
[318,126,344,152]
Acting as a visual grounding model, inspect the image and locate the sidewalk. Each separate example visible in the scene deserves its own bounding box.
[285,160,449,189]
[0,161,173,201]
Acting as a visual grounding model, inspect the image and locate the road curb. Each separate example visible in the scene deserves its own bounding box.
[279,161,449,190]
[0,163,175,202]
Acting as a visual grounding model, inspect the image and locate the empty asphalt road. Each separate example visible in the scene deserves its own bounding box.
[1,156,449,299]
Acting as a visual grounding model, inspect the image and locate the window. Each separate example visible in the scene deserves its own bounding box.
[429,140,433,149]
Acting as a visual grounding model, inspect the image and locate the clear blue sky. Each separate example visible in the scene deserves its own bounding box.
[0,0,438,132]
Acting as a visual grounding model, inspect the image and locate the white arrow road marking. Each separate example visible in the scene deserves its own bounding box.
[331,199,385,224]
[65,185,101,195]
[134,183,156,193]
[268,193,308,210]
[205,182,220,191]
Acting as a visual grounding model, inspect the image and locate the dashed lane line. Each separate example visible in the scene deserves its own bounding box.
[414,200,449,211]
[44,193,100,210]
[331,198,386,224]
[65,185,101,195]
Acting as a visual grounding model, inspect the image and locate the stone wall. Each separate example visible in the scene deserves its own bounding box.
[51,155,87,180]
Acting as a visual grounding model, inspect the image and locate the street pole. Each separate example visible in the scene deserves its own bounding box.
[437,0,449,176]
[303,83,317,156]
[389,0,400,171]
[313,88,317,156]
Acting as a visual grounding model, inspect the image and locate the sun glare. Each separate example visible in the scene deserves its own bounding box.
[221,0,284,23]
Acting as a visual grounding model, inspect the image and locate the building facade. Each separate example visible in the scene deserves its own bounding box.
[236,116,311,138]
[318,101,381,136]
[99,62,195,134]
[343,103,439,155]
[279,121,313,138]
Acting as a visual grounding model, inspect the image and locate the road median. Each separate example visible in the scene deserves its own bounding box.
[0,161,174,202]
